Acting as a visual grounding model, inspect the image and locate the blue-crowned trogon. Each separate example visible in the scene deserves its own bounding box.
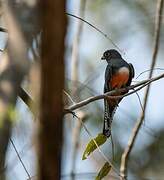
[101,49,135,138]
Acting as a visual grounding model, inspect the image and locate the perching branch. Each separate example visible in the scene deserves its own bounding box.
[64,73,164,114]
[17,73,164,119]
[120,0,164,179]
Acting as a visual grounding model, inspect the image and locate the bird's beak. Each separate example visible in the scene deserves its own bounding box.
[101,55,105,60]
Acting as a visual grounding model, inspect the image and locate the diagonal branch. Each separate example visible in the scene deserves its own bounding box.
[120,0,164,179]
[66,12,124,54]
[72,113,121,178]
[17,73,164,119]
[64,73,164,113]
[10,138,31,179]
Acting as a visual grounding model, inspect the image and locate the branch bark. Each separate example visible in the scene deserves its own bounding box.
[64,73,164,113]
[120,0,164,179]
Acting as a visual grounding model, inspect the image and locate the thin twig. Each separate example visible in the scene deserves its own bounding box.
[66,12,124,54]
[136,67,164,79]
[64,73,164,113]
[71,111,85,179]
[119,108,159,140]
[63,90,75,104]
[73,113,121,177]
[134,90,144,113]
[10,138,31,179]
[0,142,33,176]
[120,0,164,179]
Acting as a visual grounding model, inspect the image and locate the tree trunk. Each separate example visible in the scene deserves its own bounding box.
[38,0,67,180]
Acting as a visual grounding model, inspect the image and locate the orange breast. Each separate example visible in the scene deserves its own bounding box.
[110,68,129,89]
[107,67,130,106]
[107,71,129,106]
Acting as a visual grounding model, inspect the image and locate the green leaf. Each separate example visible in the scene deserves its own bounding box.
[8,105,18,123]
[82,133,107,160]
[95,162,111,180]
[0,105,18,127]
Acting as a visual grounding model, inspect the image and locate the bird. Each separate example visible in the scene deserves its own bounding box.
[101,49,135,138]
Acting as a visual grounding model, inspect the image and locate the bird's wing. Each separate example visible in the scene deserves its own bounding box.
[126,63,135,86]
[103,65,113,137]
[104,65,112,93]
[129,63,135,78]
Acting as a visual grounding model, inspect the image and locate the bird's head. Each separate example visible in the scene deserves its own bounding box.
[101,49,122,61]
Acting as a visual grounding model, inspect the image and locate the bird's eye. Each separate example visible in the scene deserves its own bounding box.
[105,52,110,57]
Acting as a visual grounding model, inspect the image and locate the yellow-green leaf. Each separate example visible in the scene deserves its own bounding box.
[95,162,111,180]
[82,133,107,160]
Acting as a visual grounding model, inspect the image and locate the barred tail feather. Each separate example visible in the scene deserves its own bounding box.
[103,115,112,137]
[103,100,116,138]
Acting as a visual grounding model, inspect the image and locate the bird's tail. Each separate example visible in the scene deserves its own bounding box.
[103,100,116,138]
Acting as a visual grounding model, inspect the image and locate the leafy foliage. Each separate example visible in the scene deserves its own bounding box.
[95,162,111,180]
[82,133,107,160]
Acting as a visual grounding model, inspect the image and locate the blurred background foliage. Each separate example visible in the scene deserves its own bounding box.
[0,0,164,179]
[65,0,164,179]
